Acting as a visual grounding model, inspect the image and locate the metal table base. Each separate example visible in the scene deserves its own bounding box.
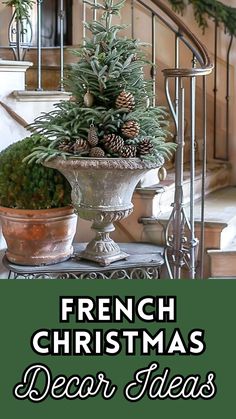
[3,243,164,280]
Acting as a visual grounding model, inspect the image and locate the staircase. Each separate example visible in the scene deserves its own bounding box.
[135,161,231,217]
[140,186,236,279]
[140,185,236,278]
[112,161,234,278]
[0,58,70,153]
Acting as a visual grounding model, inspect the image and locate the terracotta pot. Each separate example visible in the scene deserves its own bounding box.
[0,206,77,266]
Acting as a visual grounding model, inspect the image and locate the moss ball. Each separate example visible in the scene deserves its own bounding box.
[0,137,71,209]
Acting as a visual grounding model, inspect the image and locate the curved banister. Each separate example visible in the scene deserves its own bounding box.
[134,0,213,278]
[138,0,213,77]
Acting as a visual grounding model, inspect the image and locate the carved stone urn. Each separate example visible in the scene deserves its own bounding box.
[44,157,162,266]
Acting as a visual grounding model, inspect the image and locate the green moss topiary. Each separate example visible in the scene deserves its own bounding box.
[0,136,71,209]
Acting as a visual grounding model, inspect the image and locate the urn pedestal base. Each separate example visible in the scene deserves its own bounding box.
[78,246,128,267]
[76,222,129,266]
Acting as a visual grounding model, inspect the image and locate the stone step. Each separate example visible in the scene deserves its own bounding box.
[139,186,236,277]
[0,90,70,150]
[135,161,231,218]
[140,186,236,246]
[207,249,236,278]
[207,229,236,278]
[111,165,231,247]
[10,89,70,113]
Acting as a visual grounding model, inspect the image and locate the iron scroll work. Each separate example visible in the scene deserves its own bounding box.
[164,76,200,279]
[8,267,161,280]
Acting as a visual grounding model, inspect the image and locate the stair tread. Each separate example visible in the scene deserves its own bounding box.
[141,186,236,226]
[137,161,230,194]
[12,90,71,101]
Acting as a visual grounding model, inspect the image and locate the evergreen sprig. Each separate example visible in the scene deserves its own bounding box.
[168,0,236,36]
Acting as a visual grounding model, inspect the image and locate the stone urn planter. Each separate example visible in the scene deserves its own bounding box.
[0,206,77,265]
[44,157,162,266]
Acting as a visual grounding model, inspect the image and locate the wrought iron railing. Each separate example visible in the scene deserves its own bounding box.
[122,0,213,278]
[3,0,66,91]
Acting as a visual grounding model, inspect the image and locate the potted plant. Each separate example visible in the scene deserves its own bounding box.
[25,0,175,266]
[0,136,77,265]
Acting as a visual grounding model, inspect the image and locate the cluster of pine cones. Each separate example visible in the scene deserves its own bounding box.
[58,90,154,158]
[102,133,153,158]
[58,133,106,158]
[58,134,153,158]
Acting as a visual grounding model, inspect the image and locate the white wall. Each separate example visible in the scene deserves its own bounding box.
[0,61,32,151]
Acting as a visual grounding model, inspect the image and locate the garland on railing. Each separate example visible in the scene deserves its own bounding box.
[167,0,236,36]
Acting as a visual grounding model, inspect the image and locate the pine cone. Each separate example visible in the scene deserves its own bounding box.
[116,90,135,112]
[88,125,99,146]
[137,138,154,156]
[73,138,89,153]
[103,134,124,154]
[89,147,105,158]
[120,145,137,158]
[58,139,75,153]
[121,120,140,138]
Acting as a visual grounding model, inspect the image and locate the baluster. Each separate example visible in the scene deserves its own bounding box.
[225,35,233,161]
[213,20,218,159]
[189,57,197,279]
[131,0,134,38]
[16,17,21,61]
[59,0,64,91]
[82,0,87,45]
[173,77,185,279]
[165,73,199,279]
[36,0,43,91]
[165,77,186,279]
[200,76,207,279]
[93,0,97,21]
[165,78,177,130]
[175,33,180,122]
[151,13,156,106]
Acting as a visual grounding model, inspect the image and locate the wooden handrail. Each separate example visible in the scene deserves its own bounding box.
[141,0,213,77]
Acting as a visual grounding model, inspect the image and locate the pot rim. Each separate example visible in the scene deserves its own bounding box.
[0,205,74,216]
[43,156,164,170]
